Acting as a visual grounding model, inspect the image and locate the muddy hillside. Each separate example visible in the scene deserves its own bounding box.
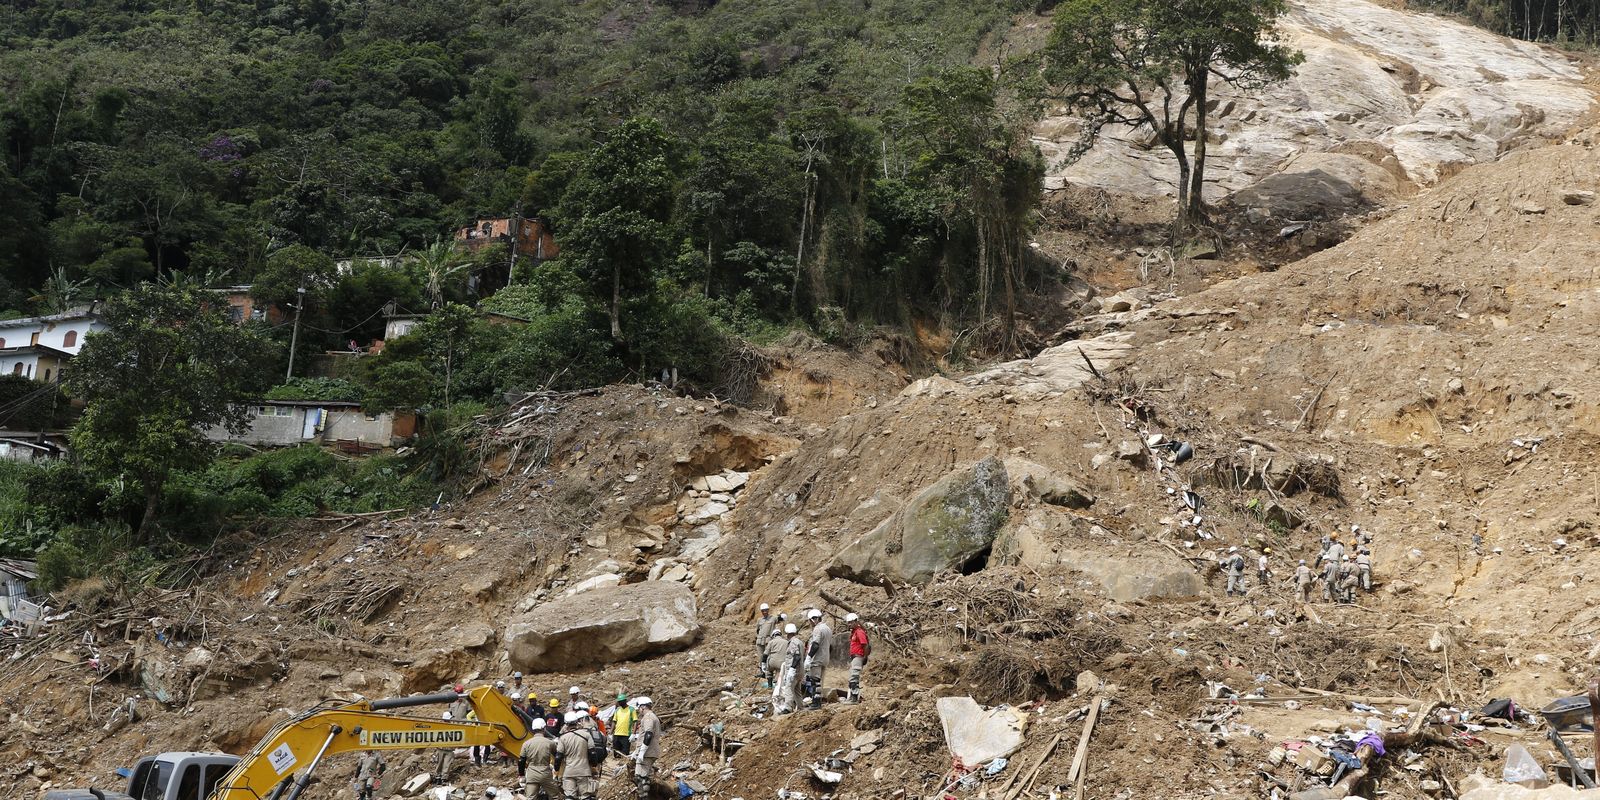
[10,3,1600,800]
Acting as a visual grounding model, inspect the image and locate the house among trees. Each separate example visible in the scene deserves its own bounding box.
[0,558,42,626]
[209,285,288,325]
[203,400,416,452]
[454,215,559,262]
[333,254,401,274]
[0,307,106,382]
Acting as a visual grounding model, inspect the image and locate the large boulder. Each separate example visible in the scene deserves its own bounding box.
[828,457,1010,585]
[1084,554,1205,602]
[504,581,700,672]
[1004,458,1094,509]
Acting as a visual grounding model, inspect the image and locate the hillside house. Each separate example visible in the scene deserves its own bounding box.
[0,308,107,382]
[210,286,287,325]
[204,400,416,450]
[0,559,40,624]
[0,434,66,463]
[454,216,559,261]
[334,254,401,274]
[384,313,427,340]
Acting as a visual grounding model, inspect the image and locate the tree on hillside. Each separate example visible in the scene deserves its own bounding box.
[1040,0,1301,228]
[252,244,337,308]
[63,284,274,538]
[899,65,1043,344]
[406,238,468,309]
[556,117,677,340]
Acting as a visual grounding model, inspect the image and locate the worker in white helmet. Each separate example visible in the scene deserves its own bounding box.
[631,697,661,799]
[754,603,777,686]
[566,685,584,715]
[771,622,802,714]
[803,609,832,710]
[519,716,560,800]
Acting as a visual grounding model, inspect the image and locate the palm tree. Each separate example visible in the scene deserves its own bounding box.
[409,238,467,308]
[30,267,92,314]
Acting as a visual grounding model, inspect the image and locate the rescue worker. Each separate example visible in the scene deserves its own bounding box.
[556,711,596,800]
[632,696,662,800]
[612,692,638,756]
[1294,559,1313,603]
[1223,547,1246,597]
[566,686,584,714]
[754,603,777,685]
[468,706,488,765]
[1324,532,1346,565]
[512,671,525,693]
[581,701,608,736]
[844,612,870,704]
[1257,548,1271,589]
[519,717,561,800]
[435,684,470,783]
[1337,556,1359,603]
[772,622,802,714]
[764,620,789,689]
[354,751,385,800]
[1357,548,1373,592]
[1321,546,1341,602]
[545,698,565,735]
[804,609,833,709]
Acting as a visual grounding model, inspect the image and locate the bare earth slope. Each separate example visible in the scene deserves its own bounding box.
[11,6,1600,800]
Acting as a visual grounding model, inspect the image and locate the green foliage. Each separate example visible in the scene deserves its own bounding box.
[490,300,623,392]
[254,244,338,307]
[265,377,365,402]
[63,283,277,537]
[556,117,678,340]
[0,374,72,431]
[362,360,436,412]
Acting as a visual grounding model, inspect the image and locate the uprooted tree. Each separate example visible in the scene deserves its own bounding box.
[1040,0,1302,229]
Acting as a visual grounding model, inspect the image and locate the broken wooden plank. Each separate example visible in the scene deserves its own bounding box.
[999,731,1063,800]
[1065,694,1105,789]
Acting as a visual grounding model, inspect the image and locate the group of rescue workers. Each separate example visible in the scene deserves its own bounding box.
[353,607,871,800]
[1219,524,1376,604]
[352,680,661,800]
[753,605,872,714]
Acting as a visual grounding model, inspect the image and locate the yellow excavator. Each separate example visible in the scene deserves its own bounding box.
[47,686,532,800]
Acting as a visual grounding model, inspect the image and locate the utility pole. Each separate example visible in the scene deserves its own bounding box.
[285,286,306,380]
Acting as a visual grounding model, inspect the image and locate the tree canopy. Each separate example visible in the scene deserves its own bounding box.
[1041,0,1300,227]
[63,283,274,537]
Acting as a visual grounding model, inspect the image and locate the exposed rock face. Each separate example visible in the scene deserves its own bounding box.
[828,457,1011,585]
[504,581,700,672]
[1038,0,1592,211]
[1004,457,1095,509]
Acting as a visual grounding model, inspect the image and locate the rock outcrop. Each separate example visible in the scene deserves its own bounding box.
[1038,0,1592,214]
[504,581,700,672]
[828,457,1011,585]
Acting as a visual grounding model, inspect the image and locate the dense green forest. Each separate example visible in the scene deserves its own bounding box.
[0,0,1049,374]
[0,0,1060,584]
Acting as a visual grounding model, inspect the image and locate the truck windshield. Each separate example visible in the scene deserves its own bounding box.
[135,761,174,800]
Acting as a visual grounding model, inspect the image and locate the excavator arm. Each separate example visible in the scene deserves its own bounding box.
[210,686,530,800]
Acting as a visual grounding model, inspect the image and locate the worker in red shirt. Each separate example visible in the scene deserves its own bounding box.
[844,613,870,704]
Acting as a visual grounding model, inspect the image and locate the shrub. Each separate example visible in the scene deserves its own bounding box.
[265,377,365,402]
